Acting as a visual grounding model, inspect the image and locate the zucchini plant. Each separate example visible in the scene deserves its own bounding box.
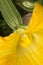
[0,0,43,65]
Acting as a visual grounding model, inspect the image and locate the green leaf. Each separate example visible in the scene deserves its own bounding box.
[0,20,12,36]
[38,0,43,5]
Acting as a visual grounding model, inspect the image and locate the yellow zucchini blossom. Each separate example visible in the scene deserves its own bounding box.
[0,3,43,65]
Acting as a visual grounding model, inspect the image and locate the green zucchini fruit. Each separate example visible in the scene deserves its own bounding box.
[0,0,23,30]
